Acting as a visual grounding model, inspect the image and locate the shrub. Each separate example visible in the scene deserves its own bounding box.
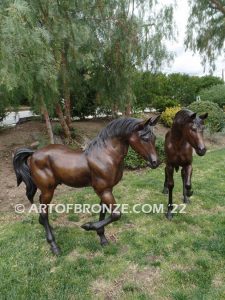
[124,136,165,169]
[199,84,225,108]
[124,148,147,169]
[53,124,77,139]
[188,101,225,133]
[155,136,165,162]
[53,124,64,136]
[160,106,181,127]
[72,97,97,119]
[0,101,7,122]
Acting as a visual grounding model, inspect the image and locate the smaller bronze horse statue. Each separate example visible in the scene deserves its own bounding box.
[163,109,208,219]
[13,116,160,255]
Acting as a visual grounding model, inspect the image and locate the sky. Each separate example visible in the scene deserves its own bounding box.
[163,0,225,78]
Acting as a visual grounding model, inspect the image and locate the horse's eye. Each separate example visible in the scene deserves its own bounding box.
[192,127,197,132]
[142,136,149,142]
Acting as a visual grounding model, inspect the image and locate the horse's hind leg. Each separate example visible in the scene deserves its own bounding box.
[96,202,109,246]
[181,165,193,204]
[39,189,60,255]
[162,167,169,194]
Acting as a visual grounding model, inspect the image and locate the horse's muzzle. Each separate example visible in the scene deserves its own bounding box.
[196,147,207,156]
[148,159,159,169]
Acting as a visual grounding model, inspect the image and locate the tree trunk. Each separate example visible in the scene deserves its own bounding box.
[41,105,54,144]
[124,102,132,116]
[61,50,72,129]
[64,96,72,129]
[112,103,118,118]
[56,104,71,139]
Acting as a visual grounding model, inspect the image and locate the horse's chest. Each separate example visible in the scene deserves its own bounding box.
[172,153,191,166]
[88,154,124,186]
[114,164,123,183]
[167,144,192,166]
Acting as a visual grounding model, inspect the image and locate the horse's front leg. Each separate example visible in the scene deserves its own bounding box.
[81,189,121,232]
[162,167,169,194]
[181,165,193,204]
[96,201,109,246]
[165,165,174,220]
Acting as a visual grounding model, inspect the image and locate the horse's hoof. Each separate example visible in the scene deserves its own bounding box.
[183,197,191,204]
[162,187,169,194]
[81,222,93,231]
[165,212,173,220]
[100,237,109,246]
[51,244,61,256]
[186,190,193,197]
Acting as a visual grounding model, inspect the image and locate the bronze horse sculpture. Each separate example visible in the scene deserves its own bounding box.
[163,109,208,219]
[13,116,160,255]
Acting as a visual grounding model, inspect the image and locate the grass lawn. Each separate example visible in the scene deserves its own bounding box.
[0,148,225,300]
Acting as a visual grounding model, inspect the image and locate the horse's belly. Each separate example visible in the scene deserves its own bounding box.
[51,161,91,187]
[61,171,91,187]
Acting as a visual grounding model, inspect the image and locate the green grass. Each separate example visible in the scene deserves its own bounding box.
[1,148,225,299]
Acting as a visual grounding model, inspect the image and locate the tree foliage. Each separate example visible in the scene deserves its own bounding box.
[199,84,225,107]
[88,0,175,114]
[0,1,59,110]
[185,0,225,69]
[133,71,223,108]
[0,0,176,137]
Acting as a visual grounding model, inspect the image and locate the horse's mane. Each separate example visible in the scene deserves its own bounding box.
[85,117,141,154]
[172,109,194,128]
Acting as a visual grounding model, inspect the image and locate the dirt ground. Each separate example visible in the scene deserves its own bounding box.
[0,117,224,212]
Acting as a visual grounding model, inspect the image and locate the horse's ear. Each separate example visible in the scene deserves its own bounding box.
[134,115,160,131]
[190,112,196,120]
[199,112,208,120]
[147,115,160,126]
[134,121,145,131]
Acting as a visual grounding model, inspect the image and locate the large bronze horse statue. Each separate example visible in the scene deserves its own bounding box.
[13,116,160,255]
[163,109,208,219]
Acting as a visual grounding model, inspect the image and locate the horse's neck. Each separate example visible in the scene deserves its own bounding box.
[99,138,129,165]
[170,127,188,148]
[110,138,129,160]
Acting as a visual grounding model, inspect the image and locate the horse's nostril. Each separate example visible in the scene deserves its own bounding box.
[151,160,158,168]
[197,147,206,156]
[148,156,159,169]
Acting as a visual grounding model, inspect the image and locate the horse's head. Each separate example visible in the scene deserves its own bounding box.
[128,115,160,169]
[184,112,208,156]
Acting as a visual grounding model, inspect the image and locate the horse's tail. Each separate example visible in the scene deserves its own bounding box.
[13,148,37,203]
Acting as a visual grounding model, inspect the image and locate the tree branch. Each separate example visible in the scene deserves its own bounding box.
[210,0,225,15]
